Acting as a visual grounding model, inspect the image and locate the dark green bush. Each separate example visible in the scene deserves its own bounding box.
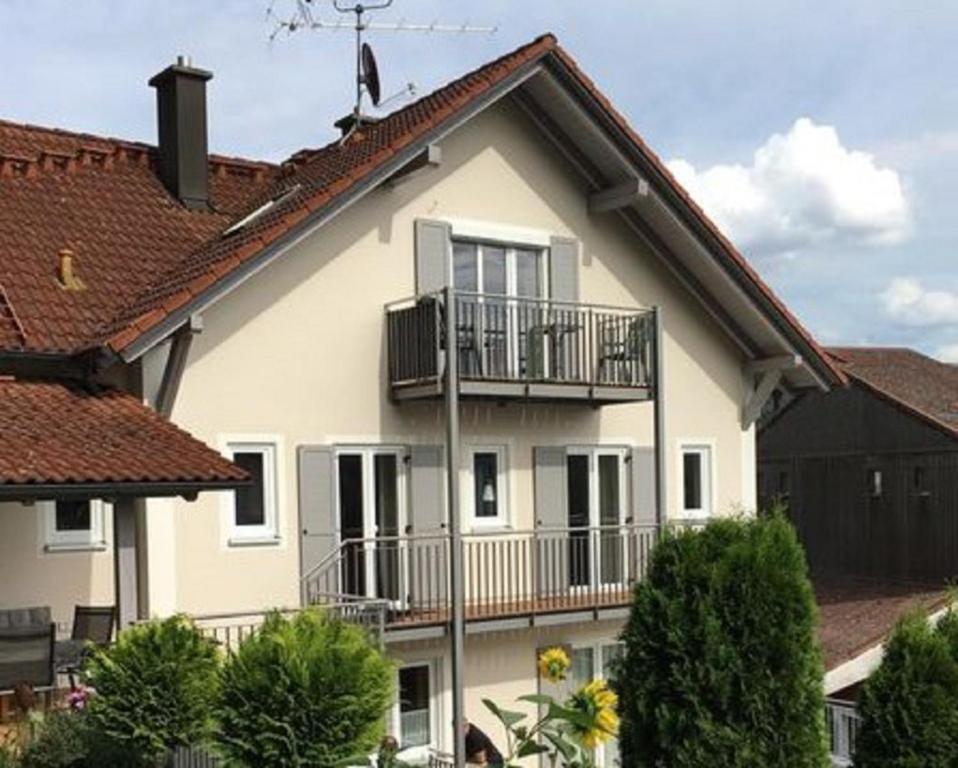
[83,615,221,764]
[218,609,394,767]
[855,610,958,766]
[615,515,827,767]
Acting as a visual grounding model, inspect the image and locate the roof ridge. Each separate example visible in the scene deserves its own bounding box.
[0,116,276,172]
[279,33,559,169]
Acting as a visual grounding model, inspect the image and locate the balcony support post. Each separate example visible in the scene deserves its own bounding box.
[652,306,667,526]
[444,286,467,767]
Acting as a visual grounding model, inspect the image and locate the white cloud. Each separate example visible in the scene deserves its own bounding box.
[667,118,911,258]
[880,277,958,326]
[937,344,958,364]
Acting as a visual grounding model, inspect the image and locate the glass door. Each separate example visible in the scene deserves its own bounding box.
[336,448,407,607]
[566,449,627,591]
[452,241,547,380]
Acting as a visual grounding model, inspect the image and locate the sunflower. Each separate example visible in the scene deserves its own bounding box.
[566,678,620,749]
[537,646,571,683]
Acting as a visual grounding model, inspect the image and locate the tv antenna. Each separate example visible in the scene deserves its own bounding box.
[267,0,497,139]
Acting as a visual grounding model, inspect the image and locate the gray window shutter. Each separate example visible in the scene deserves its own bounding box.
[408,445,447,610]
[298,446,338,597]
[630,446,657,584]
[415,219,451,295]
[630,447,656,526]
[534,447,569,599]
[534,446,568,528]
[549,236,579,303]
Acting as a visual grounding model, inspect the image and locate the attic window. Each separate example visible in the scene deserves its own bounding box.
[223,184,302,236]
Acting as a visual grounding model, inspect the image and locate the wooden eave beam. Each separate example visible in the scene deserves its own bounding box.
[588,177,649,213]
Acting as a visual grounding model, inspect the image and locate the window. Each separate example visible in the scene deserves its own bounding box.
[398,664,431,749]
[390,660,440,760]
[466,447,508,528]
[225,442,278,545]
[680,443,713,518]
[44,499,107,551]
[566,642,623,768]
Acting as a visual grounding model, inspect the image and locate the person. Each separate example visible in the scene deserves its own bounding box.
[464,719,504,766]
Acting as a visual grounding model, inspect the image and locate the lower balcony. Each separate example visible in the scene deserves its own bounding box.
[300,525,660,640]
[386,291,657,405]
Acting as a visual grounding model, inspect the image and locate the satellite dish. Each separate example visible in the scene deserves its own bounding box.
[361,42,381,107]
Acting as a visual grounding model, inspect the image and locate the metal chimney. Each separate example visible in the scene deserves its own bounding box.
[148,56,213,210]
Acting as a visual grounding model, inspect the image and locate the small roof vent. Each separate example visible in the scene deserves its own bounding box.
[56,248,85,291]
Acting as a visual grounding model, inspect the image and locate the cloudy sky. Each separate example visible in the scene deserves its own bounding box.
[2,1,956,358]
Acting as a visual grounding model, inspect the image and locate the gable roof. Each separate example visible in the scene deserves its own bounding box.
[828,346,958,438]
[0,35,842,387]
[0,377,248,498]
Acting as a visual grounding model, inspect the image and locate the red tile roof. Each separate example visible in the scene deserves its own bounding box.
[815,575,950,670]
[0,378,247,493]
[828,347,958,438]
[0,118,277,354]
[0,34,841,388]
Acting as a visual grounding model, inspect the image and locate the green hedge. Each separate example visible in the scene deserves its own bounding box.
[855,610,958,766]
[83,615,221,764]
[217,609,394,767]
[615,515,827,767]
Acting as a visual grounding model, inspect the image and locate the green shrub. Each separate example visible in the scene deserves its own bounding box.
[855,609,958,766]
[83,615,221,764]
[17,710,89,768]
[615,515,827,768]
[218,609,394,767]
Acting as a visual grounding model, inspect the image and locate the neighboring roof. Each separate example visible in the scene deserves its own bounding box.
[828,346,958,438]
[0,118,277,354]
[0,34,842,387]
[0,377,248,497]
[815,575,950,670]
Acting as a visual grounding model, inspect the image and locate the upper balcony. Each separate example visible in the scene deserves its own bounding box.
[386,291,657,405]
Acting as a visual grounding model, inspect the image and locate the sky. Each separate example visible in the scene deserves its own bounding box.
[2,1,957,359]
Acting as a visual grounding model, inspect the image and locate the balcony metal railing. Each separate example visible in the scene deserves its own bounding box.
[301,525,659,631]
[186,602,389,653]
[826,698,861,767]
[386,291,655,400]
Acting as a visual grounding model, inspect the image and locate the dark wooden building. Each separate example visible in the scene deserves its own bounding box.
[759,347,958,583]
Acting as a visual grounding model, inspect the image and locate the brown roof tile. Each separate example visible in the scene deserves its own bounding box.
[828,347,958,437]
[815,575,950,669]
[0,118,277,354]
[0,378,247,490]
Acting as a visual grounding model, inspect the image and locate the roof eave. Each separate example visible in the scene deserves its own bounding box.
[0,477,249,502]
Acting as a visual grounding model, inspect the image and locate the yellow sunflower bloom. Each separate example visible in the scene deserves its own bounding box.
[567,678,620,749]
[537,646,571,684]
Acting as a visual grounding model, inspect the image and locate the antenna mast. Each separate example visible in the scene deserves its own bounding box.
[268,0,497,132]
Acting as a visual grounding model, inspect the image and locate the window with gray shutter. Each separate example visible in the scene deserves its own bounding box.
[549,236,579,303]
[415,219,451,295]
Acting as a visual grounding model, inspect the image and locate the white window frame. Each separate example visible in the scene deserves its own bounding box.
[223,439,280,546]
[678,440,715,519]
[566,446,629,528]
[464,445,510,530]
[390,659,441,763]
[42,499,108,552]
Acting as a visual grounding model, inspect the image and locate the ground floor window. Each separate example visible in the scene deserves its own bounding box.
[569,642,623,767]
[43,499,107,551]
[393,659,440,761]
